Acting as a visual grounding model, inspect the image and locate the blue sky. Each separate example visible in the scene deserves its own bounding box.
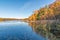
[0,0,55,18]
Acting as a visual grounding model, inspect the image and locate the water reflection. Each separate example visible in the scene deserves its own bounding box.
[28,20,60,40]
[0,21,45,40]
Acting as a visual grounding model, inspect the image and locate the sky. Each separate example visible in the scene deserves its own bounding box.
[0,0,55,18]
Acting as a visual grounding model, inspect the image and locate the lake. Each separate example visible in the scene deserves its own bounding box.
[0,21,46,40]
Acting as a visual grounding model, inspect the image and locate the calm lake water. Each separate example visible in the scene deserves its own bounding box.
[0,21,46,40]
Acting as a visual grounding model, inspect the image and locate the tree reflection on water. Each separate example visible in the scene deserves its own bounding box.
[28,20,60,40]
